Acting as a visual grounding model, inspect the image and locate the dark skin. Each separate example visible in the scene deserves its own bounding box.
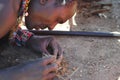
[25,0,77,30]
[0,56,58,80]
[0,0,77,80]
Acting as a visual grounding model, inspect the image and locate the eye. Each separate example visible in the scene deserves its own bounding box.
[40,0,48,5]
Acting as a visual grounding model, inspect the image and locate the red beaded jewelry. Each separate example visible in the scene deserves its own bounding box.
[10,0,33,46]
[19,0,31,17]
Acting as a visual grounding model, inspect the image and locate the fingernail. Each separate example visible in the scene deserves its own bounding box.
[42,53,49,57]
[51,55,56,59]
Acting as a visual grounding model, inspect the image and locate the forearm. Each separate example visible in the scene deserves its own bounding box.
[0,14,17,39]
[0,65,25,80]
[0,2,17,39]
[0,25,12,39]
[0,17,17,39]
[0,68,18,80]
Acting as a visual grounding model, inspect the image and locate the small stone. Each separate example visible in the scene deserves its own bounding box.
[80,70,83,73]
[15,59,19,62]
[72,67,77,71]
[117,25,120,28]
[103,66,106,68]
[79,74,82,77]
[118,76,120,80]
[97,28,101,31]
[99,13,107,19]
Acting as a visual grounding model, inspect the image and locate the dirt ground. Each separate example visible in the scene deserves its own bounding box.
[0,0,120,80]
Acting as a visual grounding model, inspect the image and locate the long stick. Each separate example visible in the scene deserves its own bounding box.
[28,30,120,37]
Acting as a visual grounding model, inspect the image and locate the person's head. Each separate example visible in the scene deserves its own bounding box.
[25,0,77,30]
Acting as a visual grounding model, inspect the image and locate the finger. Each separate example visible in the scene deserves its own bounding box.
[53,46,58,58]
[44,63,58,75]
[42,49,50,56]
[43,73,56,80]
[56,55,63,65]
[35,47,50,55]
[56,54,63,65]
[57,43,63,58]
[50,41,58,57]
[56,44,63,65]
[39,46,51,55]
[42,56,56,66]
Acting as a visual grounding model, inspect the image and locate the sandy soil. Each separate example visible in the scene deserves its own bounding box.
[0,0,120,80]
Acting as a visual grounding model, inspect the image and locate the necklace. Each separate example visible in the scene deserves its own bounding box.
[18,0,31,17]
[17,0,31,27]
[9,0,33,46]
[12,0,31,30]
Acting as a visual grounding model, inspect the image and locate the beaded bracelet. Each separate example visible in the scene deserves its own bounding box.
[9,0,32,46]
[10,28,33,46]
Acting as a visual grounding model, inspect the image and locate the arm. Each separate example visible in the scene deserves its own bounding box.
[0,67,17,80]
[0,56,58,80]
[0,0,17,39]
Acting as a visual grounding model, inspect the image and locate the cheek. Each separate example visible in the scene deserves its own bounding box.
[25,16,33,29]
[64,8,76,20]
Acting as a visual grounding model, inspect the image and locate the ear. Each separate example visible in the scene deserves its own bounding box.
[40,0,48,5]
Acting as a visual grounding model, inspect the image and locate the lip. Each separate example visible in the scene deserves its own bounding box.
[34,24,49,30]
[40,26,47,29]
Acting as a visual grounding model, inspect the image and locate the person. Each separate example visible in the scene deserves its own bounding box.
[0,0,77,80]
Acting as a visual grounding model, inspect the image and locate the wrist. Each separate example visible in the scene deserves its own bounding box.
[10,28,34,46]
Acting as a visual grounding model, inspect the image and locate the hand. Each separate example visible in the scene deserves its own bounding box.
[5,56,58,80]
[21,56,58,80]
[26,35,63,64]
